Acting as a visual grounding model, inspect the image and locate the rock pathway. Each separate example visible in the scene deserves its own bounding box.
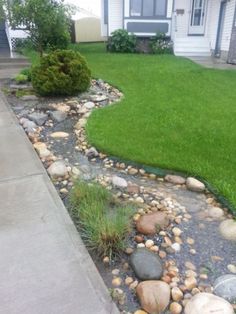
[5,78,236,314]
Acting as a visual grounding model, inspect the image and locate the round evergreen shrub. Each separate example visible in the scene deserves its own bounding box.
[31,50,91,96]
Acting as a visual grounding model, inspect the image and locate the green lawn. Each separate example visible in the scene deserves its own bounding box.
[75,44,236,212]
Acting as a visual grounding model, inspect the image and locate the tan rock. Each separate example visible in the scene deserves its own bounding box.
[165,175,186,185]
[112,277,122,287]
[186,177,205,192]
[171,287,183,301]
[136,212,170,235]
[219,219,236,241]
[185,293,234,314]
[50,132,69,138]
[172,227,182,237]
[125,277,133,286]
[185,261,196,271]
[136,281,170,314]
[134,310,147,314]
[169,302,182,314]
[184,276,197,290]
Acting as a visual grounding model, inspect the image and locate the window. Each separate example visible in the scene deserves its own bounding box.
[130,0,167,17]
[155,0,167,17]
[143,0,154,16]
[130,0,142,16]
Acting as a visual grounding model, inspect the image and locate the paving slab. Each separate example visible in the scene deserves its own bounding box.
[0,90,119,313]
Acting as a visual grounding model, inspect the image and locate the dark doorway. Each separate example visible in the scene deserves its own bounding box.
[215,0,227,57]
[228,5,236,64]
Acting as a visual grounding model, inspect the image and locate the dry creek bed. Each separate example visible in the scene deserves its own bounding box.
[3,78,236,314]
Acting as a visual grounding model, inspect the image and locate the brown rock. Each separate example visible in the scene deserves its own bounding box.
[136,212,170,235]
[127,183,140,194]
[134,235,144,243]
[136,281,170,314]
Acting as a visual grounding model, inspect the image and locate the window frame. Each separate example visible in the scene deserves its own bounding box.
[130,0,167,19]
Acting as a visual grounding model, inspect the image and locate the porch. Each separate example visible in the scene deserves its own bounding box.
[173,0,236,60]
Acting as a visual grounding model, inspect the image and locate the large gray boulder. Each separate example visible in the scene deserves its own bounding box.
[47,161,68,178]
[185,293,234,314]
[50,111,67,123]
[213,274,236,303]
[28,112,48,126]
[130,248,163,280]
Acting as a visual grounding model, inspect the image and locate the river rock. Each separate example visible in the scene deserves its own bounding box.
[136,280,170,314]
[184,293,234,314]
[130,248,163,280]
[186,177,205,192]
[165,175,186,185]
[75,118,86,129]
[84,101,95,109]
[112,176,128,188]
[86,147,99,158]
[28,112,48,126]
[136,212,170,235]
[33,142,51,158]
[23,120,37,133]
[219,219,236,241]
[208,207,224,218]
[47,161,68,178]
[50,111,67,122]
[213,274,236,303]
[50,132,69,138]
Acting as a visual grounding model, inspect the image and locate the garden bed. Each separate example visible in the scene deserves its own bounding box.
[2,78,236,314]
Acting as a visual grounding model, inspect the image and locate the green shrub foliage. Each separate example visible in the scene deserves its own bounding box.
[150,32,173,54]
[15,74,28,84]
[31,50,91,96]
[108,29,137,53]
[20,68,32,82]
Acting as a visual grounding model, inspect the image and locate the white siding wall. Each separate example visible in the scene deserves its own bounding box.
[221,0,236,51]
[108,0,123,35]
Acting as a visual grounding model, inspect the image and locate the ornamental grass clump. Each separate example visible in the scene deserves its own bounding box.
[70,181,133,257]
[31,49,91,96]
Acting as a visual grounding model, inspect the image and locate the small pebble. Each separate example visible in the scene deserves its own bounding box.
[159,250,167,259]
[125,277,134,286]
[227,264,236,273]
[169,302,182,314]
[145,239,154,248]
[112,277,122,287]
[112,269,120,276]
[103,256,109,264]
[172,227,182,236]
[129,280,138,290]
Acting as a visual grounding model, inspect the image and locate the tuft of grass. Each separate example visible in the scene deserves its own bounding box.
[70,181,133,257]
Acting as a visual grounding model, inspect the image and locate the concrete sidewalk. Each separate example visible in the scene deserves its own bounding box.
[0,90,119,313]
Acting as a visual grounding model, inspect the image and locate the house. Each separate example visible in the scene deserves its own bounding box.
[101,0,236,63]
